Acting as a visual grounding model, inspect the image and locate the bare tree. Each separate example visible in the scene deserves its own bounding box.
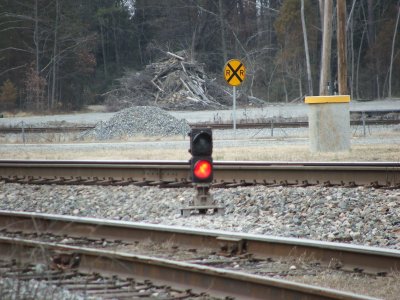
[388,1,400,99]
[218,0,227,63]
[50,0,59,109]
[367,0,375,46]
[301,0,313,95]
[99,17,108,78]
[34,0,40,75]
[319,0,324,29]
[111,12,121,73]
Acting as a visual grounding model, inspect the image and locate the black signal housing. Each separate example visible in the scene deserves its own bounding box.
[189,128,213,183]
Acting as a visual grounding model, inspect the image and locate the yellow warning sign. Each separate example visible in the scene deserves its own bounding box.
[224,59,246,86]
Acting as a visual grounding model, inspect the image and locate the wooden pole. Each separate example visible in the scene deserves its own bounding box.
[337,0,348,95]
[319,0,333,95]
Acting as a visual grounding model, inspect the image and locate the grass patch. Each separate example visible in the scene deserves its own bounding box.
[292,271,400,300]
[0,143,399,162]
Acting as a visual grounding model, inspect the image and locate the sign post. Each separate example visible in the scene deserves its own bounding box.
[224,59,246,138]
[233,86,236,132]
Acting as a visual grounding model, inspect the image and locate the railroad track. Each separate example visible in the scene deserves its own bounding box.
[0,257,202,299]
[1,210,397,299]
[190,119,400,129]
[0,118,399,133]
[0,237,374,300]
[0,160,399,188]
[0,126,92,134]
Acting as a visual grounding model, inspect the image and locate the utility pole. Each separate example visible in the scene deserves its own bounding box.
[301,0,313,95]
[319,0,333,95]
[337,0,348,94]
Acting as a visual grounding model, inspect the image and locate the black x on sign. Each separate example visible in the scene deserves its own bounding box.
[224,59,246,86]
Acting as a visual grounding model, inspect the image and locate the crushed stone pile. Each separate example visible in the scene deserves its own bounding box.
[80,106,190,140]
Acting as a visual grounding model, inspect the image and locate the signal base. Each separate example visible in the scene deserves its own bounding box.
[180,184,224,216]
[180,205,225,217]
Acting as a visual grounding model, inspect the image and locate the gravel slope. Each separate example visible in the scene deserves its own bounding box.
[79,106,190,140]
[1,182,399,250]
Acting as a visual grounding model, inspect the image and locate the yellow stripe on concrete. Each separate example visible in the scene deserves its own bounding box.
[305,95,350,104]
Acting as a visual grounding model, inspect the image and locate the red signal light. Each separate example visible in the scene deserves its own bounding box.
[193,160,212,180]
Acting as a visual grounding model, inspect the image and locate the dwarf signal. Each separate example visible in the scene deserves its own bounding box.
[189,128,213,183]
[181,128,224,216]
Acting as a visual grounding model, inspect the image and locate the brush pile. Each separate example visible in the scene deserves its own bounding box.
[104,51,231,111]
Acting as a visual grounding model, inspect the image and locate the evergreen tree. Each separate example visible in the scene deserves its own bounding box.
[0,79,17,109]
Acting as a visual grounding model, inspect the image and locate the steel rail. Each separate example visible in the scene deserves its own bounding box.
[0,210,399,275]
[0,118,399,133]
[190,119,400,129]
[0,236,378,300]
[0,160,399,187]
[0,126,93,133]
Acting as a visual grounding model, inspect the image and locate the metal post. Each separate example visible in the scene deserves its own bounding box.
[362,112,366,137]
[21,121,26,144]
[194,185,213,208]
[270,119,274,137]
[233,86,236,138]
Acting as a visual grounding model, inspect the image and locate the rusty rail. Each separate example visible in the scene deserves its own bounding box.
[0,116,399,134]
[0,236,378,300]
[0,160,399,187]
[190,119,400,129]
[0,126,93,133]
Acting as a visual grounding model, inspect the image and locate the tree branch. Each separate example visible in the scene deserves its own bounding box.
[0,47,32,54]
[0,27,30,33]
[0,64,27,76]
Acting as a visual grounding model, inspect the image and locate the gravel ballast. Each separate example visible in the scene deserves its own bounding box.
[0,277,86,300]
[0,182,399,250]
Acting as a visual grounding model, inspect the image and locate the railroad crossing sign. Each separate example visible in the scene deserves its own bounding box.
[224,59,246,86]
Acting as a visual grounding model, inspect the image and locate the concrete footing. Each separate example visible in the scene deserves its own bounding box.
[306,96,351,152]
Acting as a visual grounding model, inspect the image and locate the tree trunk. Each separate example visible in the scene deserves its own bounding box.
[319,0,324,30]
[111,13,120,73]
[367,0,377,98]
[218,0,227,63]
[301,0,313,95]
[356,27,366,99]
[349,11,354,98]
[237,0,248,40]
[319,0,333,95]
[337,0,347,95]
[299,74,303,99]
[367,0,375,47]
[346,0,357,31]
[282,64,288,103]
[51,0,59,110]
[34,0,39,74]
[388,1,400,99]
[99,18,108,78]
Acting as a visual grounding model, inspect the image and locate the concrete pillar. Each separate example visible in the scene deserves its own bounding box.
[305,95,351,152]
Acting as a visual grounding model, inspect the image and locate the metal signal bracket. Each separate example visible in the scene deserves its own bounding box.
[180,184,224,217]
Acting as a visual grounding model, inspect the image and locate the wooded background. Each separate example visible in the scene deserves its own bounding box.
[0,0,399,111]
